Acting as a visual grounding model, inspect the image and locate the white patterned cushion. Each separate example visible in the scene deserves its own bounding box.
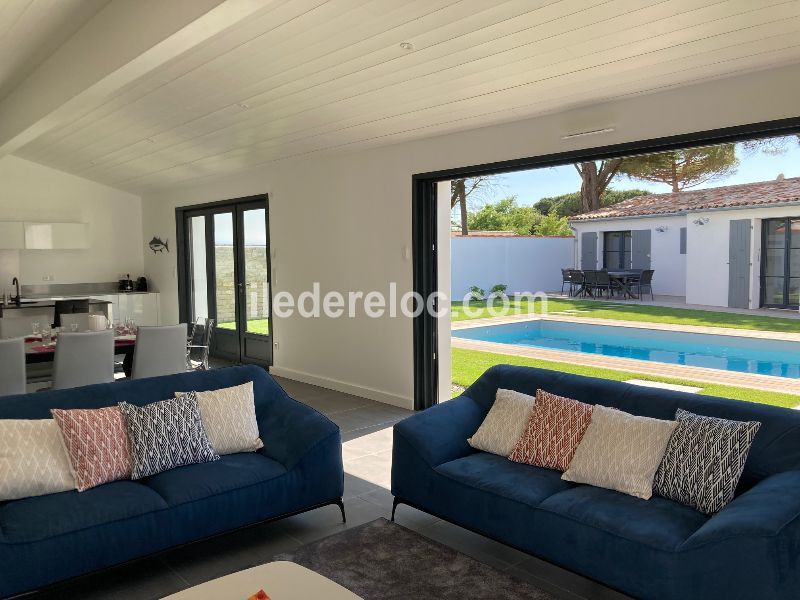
[119,392,219,479]
[176,382,262,455]
[653,409,761,514]
[0,419,76,501]
[562,406,677,499]
[468,389,536,456]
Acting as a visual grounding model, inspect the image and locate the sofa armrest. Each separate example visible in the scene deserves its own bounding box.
[254,376,340,471]
[393,395,487,468]
[681,470,800,550]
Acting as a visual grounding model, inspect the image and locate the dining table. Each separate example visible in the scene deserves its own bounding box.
[24,329,138,377]
[606,270,642,299]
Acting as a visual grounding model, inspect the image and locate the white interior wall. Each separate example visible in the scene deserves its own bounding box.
[0,155,144,297]
[572,215,687,297]
[140,64,800,409]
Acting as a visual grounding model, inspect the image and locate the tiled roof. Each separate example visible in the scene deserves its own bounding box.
[570,176,800,221]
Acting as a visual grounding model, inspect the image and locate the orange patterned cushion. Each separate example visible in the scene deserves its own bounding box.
[51,406,133,491]
[508,389,593,472]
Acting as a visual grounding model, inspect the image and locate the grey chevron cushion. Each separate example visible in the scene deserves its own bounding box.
[119,392,219,479]
[653,409,761,514]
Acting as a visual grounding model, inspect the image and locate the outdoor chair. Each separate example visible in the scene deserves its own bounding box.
[567,269,585,297]
[593,270,613,298]
[560,268,572,296]
[582,270,599,297]
[630,269,655,301]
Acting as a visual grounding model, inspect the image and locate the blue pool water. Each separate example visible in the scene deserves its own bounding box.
[453,320,800,378]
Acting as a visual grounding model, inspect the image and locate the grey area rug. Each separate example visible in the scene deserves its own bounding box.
[274,518,555,600]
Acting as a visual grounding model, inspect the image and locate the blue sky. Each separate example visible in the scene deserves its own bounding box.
[473,138,800,208]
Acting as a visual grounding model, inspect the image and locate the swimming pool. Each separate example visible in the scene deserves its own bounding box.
[452,320,800,378]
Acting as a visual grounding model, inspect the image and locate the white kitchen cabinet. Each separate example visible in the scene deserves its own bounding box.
[0,222,25,249]
[24,222,89,249]
[115,293,160,326]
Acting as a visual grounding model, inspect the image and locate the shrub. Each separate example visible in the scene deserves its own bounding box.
[468,286,485,302]
[489,284,508,298]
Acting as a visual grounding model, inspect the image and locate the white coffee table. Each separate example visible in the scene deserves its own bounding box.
[162,561,363,600]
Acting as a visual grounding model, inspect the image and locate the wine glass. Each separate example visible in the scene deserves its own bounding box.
[31,321,40,337]
[70,323,79,333]
[41,325,52,345]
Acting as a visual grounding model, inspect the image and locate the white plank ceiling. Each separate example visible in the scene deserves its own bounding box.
[0,0,109,100]
[8,0,800,192]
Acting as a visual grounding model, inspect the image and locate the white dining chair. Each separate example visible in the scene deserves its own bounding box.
[52,330,115,390]
[131,325,188,379]
[0,338,26,396]
[0,315,48,339]
[59,313,91,332]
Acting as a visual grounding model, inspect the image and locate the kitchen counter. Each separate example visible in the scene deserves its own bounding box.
[0,299,111,310]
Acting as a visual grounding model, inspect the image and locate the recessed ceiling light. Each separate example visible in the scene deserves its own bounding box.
[399,42,414,51]
[237,102,250,110]
[561,127,615,140]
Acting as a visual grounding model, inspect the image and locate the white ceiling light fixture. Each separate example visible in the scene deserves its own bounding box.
[561,127,615,140]
[399,42,415,51]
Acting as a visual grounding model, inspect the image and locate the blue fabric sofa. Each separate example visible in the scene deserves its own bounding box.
[0,365,343,598]
[392,365,800,600]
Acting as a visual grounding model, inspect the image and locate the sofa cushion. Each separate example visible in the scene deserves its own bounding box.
[508,389,593,471]
[538,485,709,551]
[436,453,573,508]
[120,392,219,479]
[654,409,761,515]
[467,388,536,456]
[562,406,677,499]
[0,419,76,501]
[142,453,287,506]
[51,406,133,491]
[175,381,263,455]
[0,481,167,543]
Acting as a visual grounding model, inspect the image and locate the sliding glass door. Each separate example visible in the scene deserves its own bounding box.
[179,195,272,366]
[761,217,800,309]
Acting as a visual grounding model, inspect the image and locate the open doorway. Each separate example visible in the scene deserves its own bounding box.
[414,118,800,411]
[177,195,272,366]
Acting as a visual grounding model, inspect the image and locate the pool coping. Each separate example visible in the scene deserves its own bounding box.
[451,338,800,397]
[451,313,800,343]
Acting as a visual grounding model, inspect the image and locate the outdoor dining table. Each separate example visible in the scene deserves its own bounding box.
[24,331,138,376]
[607,270,642,299]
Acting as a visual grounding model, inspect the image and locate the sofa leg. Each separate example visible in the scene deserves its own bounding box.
[391,497,400,522]
[334,498,346,523]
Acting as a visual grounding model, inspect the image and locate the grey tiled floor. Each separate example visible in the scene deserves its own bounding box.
[34,375,626,600]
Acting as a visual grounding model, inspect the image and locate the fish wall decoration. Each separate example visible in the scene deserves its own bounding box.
[149,236,169,253]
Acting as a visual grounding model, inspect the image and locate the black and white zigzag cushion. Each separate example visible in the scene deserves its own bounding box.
[653,408,760,514]
[119,392,219,479]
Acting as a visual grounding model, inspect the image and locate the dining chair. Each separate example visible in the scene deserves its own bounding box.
[131,324,188,379]
[560,269,572,296]
[633,269,655,301]
[53,299,89,328]
[0,315,48,339]
[594,270,613,298]
[59,313,91,332]
[0,338,26,397]
[187,318,215,371]
[52,330,115,390]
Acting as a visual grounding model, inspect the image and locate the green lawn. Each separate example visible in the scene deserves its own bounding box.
[452,347,800,408]
[452,298,800,333]
[217,319,270,335]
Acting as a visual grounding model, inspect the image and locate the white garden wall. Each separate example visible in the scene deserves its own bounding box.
[451,236,574,299]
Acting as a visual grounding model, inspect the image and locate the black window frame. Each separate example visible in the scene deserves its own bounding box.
[760,216,800,309]
[602,231,632,270]
[412,116,800,411]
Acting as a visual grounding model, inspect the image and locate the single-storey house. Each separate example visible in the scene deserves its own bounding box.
[569,176,800,310]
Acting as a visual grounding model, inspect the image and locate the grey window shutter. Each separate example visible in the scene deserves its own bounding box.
[581,232,597,269]
[631,229,651,270]
[679,227,687,255]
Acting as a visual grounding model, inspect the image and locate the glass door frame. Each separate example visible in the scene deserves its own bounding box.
[761,217,799,309]
[176,194,272,366]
